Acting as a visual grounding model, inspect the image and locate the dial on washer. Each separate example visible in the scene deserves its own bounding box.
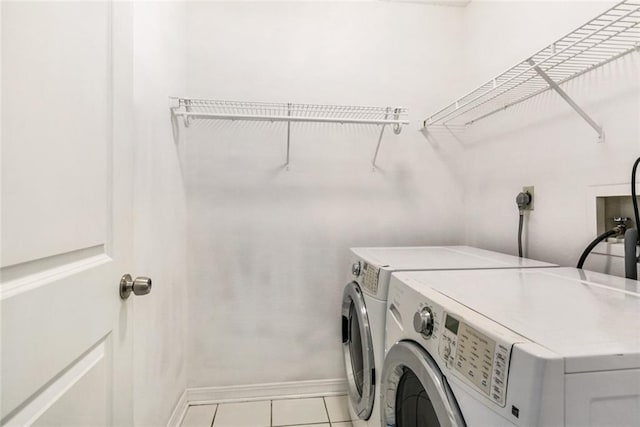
[413,307,434,338]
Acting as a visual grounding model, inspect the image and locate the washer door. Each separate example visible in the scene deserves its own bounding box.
[381,341,466,427]
[341,281,375,420]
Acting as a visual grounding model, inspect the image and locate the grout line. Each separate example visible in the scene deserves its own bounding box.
[273,423,332,427]
[322,396,331,425]
[270,395,333,427]
[270,400,273,427]
[210,403,218,427]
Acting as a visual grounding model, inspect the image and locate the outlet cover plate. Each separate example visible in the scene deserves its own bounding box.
[522,186,534,210]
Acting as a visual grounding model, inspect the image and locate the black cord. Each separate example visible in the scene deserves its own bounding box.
[627,156,640,279]
[632,156,639,241]
[577,229,618,269]
[518,212,524,258]
[515,192,531,258]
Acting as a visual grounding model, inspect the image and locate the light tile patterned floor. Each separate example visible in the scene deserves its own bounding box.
[180,394,355,427]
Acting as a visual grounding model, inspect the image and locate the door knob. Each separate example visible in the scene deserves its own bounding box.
[119,274,152,299]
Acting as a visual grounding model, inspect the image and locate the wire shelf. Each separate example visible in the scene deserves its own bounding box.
[172,98,409,127]
[423,0,640,140]
[171,98,409,168]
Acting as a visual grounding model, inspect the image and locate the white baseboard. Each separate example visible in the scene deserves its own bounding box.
[167,378,348,425]
[166,389,188,427]
[187,378,348,406]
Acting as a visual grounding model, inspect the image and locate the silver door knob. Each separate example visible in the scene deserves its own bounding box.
[119,274,152,299]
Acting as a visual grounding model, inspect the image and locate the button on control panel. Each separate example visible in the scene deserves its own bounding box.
[491,344,509,405]
[439,328,457,369]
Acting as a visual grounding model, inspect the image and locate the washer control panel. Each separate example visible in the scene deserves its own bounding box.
[361,262,380,294]
[388,275,526,410]
[438,313,510,406]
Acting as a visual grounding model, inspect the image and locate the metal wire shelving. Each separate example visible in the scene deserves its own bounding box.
[423,0,640,142]
[171,97,409,168]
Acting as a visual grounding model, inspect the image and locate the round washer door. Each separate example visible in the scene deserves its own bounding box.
[381,341,466,427]
[341,281,375,420]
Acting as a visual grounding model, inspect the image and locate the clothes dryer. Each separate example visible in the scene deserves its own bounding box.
[341,246,556,426]
[383,267,640,426]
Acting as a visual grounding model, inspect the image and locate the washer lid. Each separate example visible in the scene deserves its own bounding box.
[394,267,640,373]
[350,246,555,271]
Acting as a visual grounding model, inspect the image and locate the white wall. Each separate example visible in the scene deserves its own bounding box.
[184,1,467,388]
[455,1,639,275]
[132,2,189,425]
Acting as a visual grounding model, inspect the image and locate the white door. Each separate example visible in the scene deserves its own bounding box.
[1,2,136,426]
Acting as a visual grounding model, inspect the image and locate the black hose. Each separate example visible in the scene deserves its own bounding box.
[577,229,618,269]
[625,228,638,280]
[626,156,639,279]
[518,213,524,258]
[632,157,639,240]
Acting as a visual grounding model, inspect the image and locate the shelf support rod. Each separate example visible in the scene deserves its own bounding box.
[527,59,604,143]
[286,103,291,169]
[184,99,192,128]
[372,109,390,169]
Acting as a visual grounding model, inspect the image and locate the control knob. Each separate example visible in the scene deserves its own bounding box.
[351,261,361,277]
[413,307,434,338]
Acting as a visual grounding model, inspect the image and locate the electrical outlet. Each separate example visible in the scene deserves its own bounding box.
[522,186,534,210]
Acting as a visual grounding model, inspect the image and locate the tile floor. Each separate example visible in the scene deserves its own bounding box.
[180,394,355,427]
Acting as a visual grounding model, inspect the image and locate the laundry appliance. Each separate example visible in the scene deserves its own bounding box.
[340,246,556,426]
[382,267,640,426]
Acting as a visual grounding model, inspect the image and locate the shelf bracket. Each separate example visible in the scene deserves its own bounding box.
[286,103,291,169]
[371,124,387,169]
[184,99,192,128]
[527,59,604,143]
[372,109,390,169]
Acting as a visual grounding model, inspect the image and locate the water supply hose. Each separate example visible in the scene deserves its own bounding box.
[577,226,624,269]
[626,156,639,279]
[632,157,639,238]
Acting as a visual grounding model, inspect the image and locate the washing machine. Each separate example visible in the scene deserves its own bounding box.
[382,267,640,426]
[340,246,556,426]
